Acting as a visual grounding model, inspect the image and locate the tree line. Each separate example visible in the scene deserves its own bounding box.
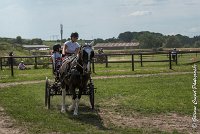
[0,36,43,45]
[94,31,200,49]
[1,31,200,49]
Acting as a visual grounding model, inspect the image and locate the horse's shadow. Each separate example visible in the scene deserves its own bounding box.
[56,104,109,130]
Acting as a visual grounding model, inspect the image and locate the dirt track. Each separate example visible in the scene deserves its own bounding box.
[98,108,199,134]
[0,72,193,89]
[0,107,27,134]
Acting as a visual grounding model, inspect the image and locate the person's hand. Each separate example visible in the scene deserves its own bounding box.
[75,54,79,60]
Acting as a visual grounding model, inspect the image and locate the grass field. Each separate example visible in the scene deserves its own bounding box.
[0,52,199,133]
[0,63,196,83]
[0,73,199,133]
[0,68,52,83]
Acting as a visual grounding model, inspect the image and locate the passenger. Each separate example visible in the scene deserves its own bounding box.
[51,44,62,73]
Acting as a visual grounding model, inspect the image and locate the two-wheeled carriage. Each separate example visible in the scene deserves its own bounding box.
[45,44,95,113]
[45,75,95,109]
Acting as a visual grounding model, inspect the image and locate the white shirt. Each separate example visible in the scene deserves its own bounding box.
[64,41,80,54]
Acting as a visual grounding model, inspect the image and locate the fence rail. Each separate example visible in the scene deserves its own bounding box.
[0,50,199,76]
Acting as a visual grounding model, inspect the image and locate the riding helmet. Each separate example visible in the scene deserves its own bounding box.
[70,32,79,38]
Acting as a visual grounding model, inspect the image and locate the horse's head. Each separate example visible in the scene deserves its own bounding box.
[79,45,94,73]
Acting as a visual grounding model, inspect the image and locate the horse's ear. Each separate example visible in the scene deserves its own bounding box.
[80,45,83,49]
[79,46,83,53]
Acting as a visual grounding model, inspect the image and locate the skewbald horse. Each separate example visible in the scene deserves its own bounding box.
[59,45,94,115]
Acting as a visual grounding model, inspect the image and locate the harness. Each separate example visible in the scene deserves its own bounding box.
[59,45,93,85]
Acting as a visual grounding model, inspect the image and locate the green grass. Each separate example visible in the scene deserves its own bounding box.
[92,62,199,76]
[95,74,199,115]
[0,52,199,83]
[0,84,159,134]
[0,68,53,83]
[1,61,199,83]
[0,74,198,133]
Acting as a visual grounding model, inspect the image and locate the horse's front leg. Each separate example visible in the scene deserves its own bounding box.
[73,88,83,115]
[61,86,66,113]
[68,86,76,112]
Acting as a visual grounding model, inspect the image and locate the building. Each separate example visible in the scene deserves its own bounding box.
[23,45,50,50]
[94,42,140,50]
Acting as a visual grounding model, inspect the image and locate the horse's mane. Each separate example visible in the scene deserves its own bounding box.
[59,55,78,75]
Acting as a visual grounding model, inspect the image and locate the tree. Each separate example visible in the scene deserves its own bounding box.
[16,36,22,44]
[105,37,119,43]
[194,41,200,48]
[165,36,182,48]
[138,32,163,49]
[118,31,133,42]
[31,38,43,45]
[94,38,105,44]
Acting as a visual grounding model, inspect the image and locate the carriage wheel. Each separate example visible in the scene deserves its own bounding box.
[45,77,49,107]
[89,84,94,109]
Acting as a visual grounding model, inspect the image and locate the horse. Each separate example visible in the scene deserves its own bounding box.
[59,45,94,115]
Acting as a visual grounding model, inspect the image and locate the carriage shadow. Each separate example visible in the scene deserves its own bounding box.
[56,104,109,130]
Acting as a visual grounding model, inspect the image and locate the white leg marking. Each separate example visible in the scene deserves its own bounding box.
[73,99,80,116]
[61,88,66,113]
[68,99,76,111]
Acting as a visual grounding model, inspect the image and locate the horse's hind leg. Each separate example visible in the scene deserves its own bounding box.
[61,86,66,113]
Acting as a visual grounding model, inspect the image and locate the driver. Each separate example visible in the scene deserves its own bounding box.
[62,32,80,58]
[60,32,80,79]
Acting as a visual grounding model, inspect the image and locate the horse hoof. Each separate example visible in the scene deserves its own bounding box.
[73,112,78,116]
[61,109,66,113]
[68,105,75,111]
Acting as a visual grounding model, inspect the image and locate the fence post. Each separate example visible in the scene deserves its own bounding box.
[140,54,143,67]
[132,54,134,71]
[34,57,38,69]
[10,56,14,76]
[105,55,108,68]
[0,57,2,70]
[169,52,172,69]
[92,59,95,73]
[175,53,178,65]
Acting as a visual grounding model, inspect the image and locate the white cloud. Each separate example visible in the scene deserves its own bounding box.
[136,0,169,6]
[129,11,152,16]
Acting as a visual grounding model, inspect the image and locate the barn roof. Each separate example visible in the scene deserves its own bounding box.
[23,45,50,50]
[23,45,49,48]
[94,42,140,50]
[94,42,140,48]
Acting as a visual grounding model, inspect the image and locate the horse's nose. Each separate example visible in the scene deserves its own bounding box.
[87,62,90,72]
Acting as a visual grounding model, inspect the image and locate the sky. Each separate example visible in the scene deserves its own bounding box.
[0,0,200,40]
